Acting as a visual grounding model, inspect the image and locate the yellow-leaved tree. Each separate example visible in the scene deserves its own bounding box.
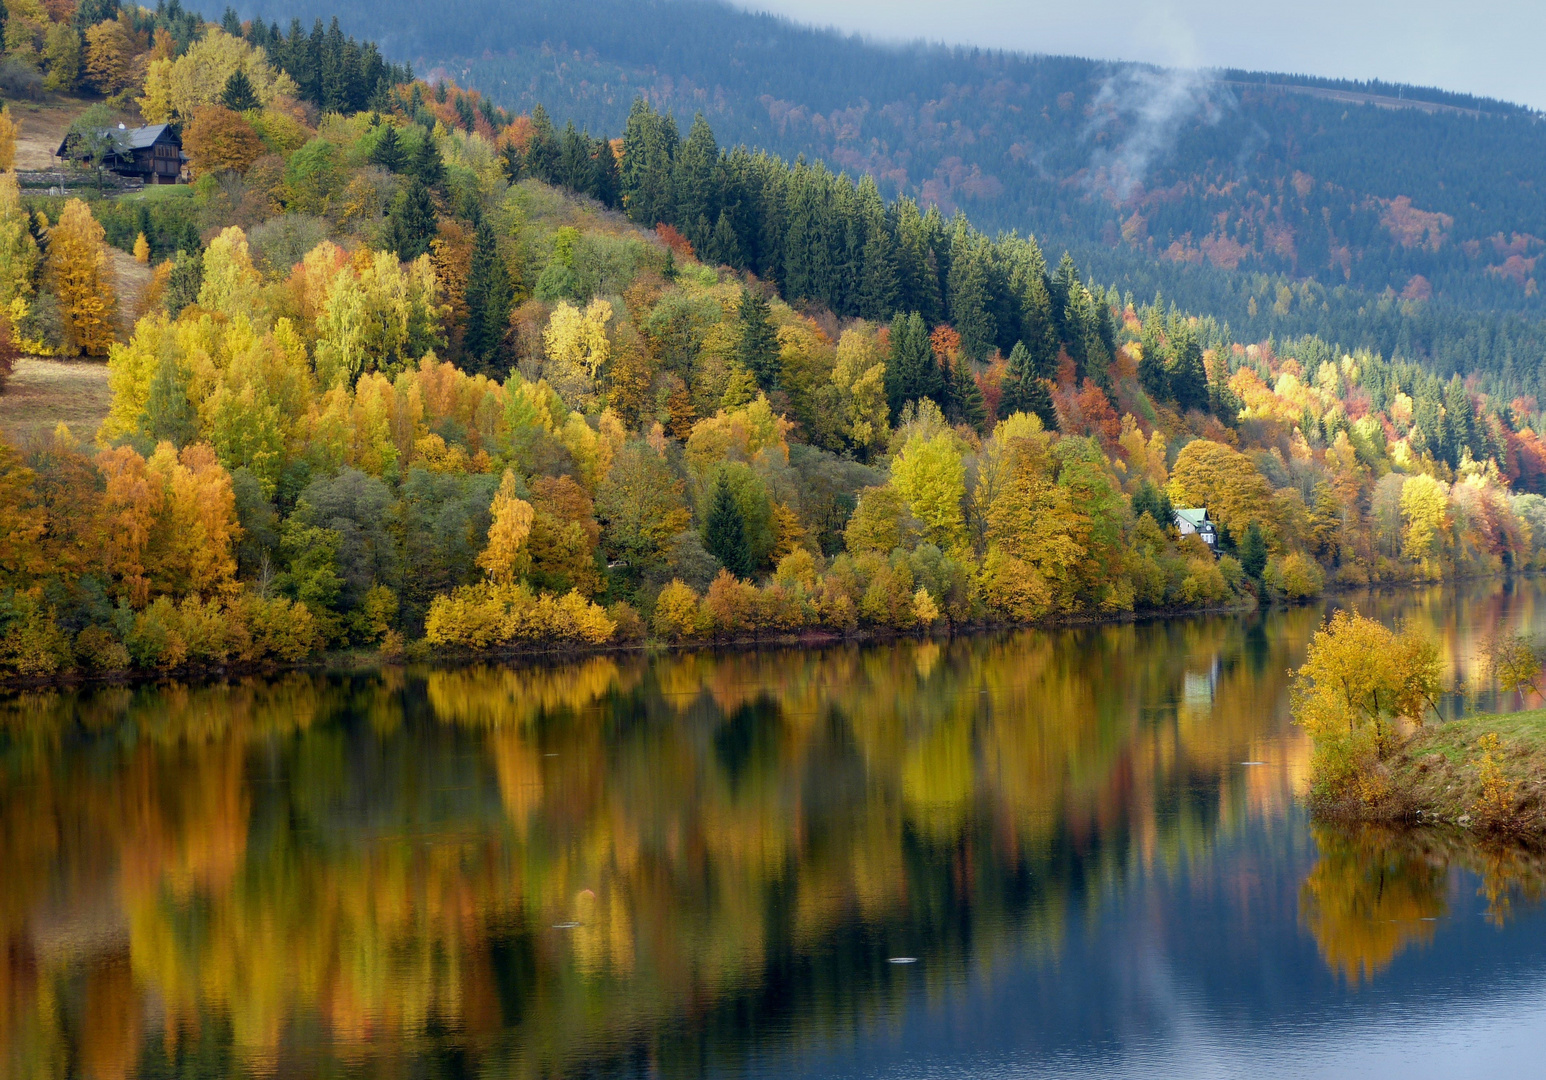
[891,426,968,554]
[1290,609,1441,807]
[0,173,41,306]
[198,225,263,319]
[0,106,17,171]
[139,28,298,124]
[543,298,612,406]
[1166,438,1273,536]
[1399,474,1450,568]
[831,328,889,457]
[84,18,136,95]
[47,199,117,356]
[478,470,536,584]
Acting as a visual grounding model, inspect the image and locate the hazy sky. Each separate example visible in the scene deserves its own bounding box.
[739,0,1546,110]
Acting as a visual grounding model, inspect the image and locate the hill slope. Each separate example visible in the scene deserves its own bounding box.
[236,0,1546,324]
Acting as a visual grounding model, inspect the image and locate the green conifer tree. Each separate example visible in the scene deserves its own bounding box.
[884,311,943,417]
[463,217,513,368]
[385,177,437,261]
[219,68,261,112]
[737,287,780,392]
[371,124,405,172]
[704,472,751,578]
[137,355,197,449]
[411,133,444,187]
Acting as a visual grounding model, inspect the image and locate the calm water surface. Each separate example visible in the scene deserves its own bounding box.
[6,582,1546,1079]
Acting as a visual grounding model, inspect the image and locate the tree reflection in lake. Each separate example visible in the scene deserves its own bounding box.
[3,581,1546,1079]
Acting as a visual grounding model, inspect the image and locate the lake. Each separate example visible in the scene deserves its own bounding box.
[5,582,1546,1079]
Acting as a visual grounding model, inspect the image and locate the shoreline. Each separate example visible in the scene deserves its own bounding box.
[3,596,1268,693]
[3,572,1537,695]
[1320,708,1546,836]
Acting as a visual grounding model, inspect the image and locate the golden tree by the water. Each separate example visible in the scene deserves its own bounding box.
[1290,610,1441,805]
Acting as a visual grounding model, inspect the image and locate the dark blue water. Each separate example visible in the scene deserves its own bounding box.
[3,580,1545,1078]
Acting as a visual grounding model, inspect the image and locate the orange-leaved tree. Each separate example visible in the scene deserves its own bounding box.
[183,105,265,177]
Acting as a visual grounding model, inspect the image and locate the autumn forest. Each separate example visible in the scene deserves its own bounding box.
[2,3,1546,681]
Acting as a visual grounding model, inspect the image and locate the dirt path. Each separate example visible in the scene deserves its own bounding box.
[0,357,113,447]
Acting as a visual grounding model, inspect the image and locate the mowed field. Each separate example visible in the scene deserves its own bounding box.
[0,358,113,446]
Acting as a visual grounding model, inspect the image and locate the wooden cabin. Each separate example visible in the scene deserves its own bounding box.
[56,123,186,184]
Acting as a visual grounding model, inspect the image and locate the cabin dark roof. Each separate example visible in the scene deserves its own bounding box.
[55,123,179,157]
[123,123,176,149]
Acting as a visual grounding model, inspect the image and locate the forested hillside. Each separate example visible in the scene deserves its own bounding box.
[229,0,1546,387]
[5,4,1546,682]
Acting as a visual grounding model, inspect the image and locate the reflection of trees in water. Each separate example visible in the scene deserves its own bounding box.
[1301,824,1546,985]
[0,584,1537,1077]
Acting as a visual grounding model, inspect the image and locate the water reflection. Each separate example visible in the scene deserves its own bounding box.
[2,582,1546,1078]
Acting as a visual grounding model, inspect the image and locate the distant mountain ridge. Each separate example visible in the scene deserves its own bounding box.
[236,0,1546,385]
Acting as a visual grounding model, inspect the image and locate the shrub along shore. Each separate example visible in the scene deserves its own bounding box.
[1377,709,1546,835]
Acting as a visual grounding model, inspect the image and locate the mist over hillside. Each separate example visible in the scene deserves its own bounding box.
[236,0,1546,382]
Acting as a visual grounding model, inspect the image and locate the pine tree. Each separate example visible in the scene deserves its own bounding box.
[385,177,437,261]
[412,133,444,187]
[371,124,405,172]
[704,472,751,578]
[525,104,559,184]
[463,217,512,368]
[1240,521,1268,579]
[219,68,260,112]
[1000,341,1055,427]
[884,311,943,417]
[737,286,779,392]
[708,210,741,268]
[1166,322,1208,413]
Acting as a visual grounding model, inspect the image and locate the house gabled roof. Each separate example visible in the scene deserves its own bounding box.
[123,123,177,150]
[1174,508,1213,530]
[56,123,179,158]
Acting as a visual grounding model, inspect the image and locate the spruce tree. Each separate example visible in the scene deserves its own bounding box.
[948,357,987,432]
[1001,341,1055,427]
[370,124,404,172]
[704,472,751,578]
[1165,322,1208,414]
[884,312,943,417]
[525,104,560,184]
[385,177,437,261]
[463,217,513,368]
[857,224,899,321]
[558,121,593,193]
[219,68,260,112]
[411,133,444,187]
[709,210,741,268]
[675,114,720,249]
[1240,522,1268,580]
[738,287,779,391]
[620,98,678,227]
[591,135,620,208]
[165,250,203,319]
